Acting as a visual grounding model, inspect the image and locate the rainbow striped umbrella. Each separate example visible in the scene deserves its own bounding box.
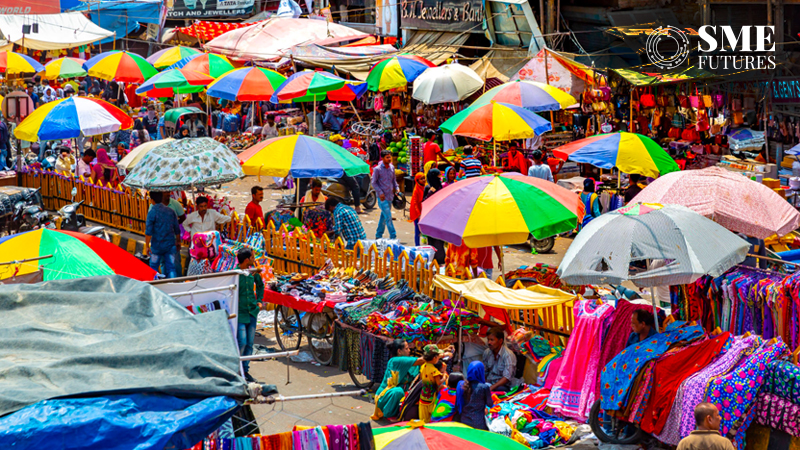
[135,68,215,97]
[238,135,369,178]
[270,70,346,102]
[0,229,156,282]
[472,80,577,111]
[374,421,530,450]
[206,67,287,101]
[146,46,201,69]
[367,55,435,91]
[167,53,236,78]
[0,51,44,75]
[289,82,368,102]
[14,97,133,142]
[419,172,584,246]
[440,101,552,142]
[83,51,158,83]
[552,132,680,179]
[42,57,87,79]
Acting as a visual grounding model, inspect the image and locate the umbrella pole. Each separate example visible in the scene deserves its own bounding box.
[349,100,361,122]
[295,179,301,218]
[251,101,256,130]
[313,99,317,135]
[493,140,497,167]
[651,289,660,333]
[499,247,505,284]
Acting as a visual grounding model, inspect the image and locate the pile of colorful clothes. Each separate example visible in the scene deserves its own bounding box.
[487,386,577,449]
[505,264,592,295]
[269,268,394,304]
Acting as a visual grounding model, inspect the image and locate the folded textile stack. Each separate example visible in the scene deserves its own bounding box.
[488,386,577,449]
[269,268,394,304]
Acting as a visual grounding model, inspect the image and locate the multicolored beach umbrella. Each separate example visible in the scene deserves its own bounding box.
[146,46,201,69]
[42,57,87,80]
[419,172,584,246]
[83,51,158,83]
[367,55,435,91]
[552,132,680,179]
[0,228,157,282]
[238,135,370,178]
[0,51,45,75]
[440,101,552,142]
[270,70,346,102]
[206,67,287,101]
[472,80,577,111]
[167,52,236,78]
[373,421,530,450]
[289,82,368,102]
[135,68,215,97]
[14,97,133,142]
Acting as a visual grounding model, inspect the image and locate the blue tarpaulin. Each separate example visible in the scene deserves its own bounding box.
[72,0,162,44]
[0,394,239,450]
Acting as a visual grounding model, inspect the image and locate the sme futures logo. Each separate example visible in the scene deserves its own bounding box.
[646,26,777,71]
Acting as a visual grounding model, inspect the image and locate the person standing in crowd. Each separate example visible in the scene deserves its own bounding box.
[129,119,151,149]
[423,130,453,168]
[676,403,734,450]
[443,167,458,187]
[457,361,493,430]
[475,246,502,280]
[157,112,167,140]
[325,197,366,249]
[26,84,40,108]
[419,345,446,423]
[184,196,232,238]
[527,150,554,182]
[504,145,528,174]
[145,191,181,279]
[0,116,10,168]
[245,186,264,227]
[76,149,95,179]
[483,327,517,392]
[372,151,399,240]
[236,248,264,383]
[307,104,325,134]
[408,172,426,246]
[580,178,602,228]
[55,147,75,174]
[624,173,644,204]
[261,115,279,139]
[460,145,483,178]
[143,104,160,137]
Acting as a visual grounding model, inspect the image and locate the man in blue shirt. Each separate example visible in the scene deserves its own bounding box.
[325,197,366,249]
[323,108,345,132]
[626,309,658,347]
[460,145,483,178]
[371,151,399,240]
[145,191,182,279]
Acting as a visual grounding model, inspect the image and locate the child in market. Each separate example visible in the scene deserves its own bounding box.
[431,372,464,422]
[418,344,454,423]
[456,361,493,430]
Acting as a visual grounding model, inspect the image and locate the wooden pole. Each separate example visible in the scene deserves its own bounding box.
[544,49,554,130]
[349,100,361,122]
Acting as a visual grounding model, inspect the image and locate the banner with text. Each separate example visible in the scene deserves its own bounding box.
[168,0,253,19]
[400,0,484,32]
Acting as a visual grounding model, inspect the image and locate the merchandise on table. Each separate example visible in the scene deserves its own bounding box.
[186,421,373,450]
[504,264,593,294]
[270,267,395,306]
[213,231,270,273]
[488,386,577,449]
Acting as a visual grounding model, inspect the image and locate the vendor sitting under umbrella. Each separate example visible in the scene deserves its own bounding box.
[627,310,658,347]
[483,327,518,392]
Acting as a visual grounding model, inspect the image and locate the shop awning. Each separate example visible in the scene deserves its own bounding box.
[291,44,398,80]
[510,47,599,98]
[612,66,716,86]
[402,31,469,66]
[433,275,576,310]
[469,48,529,81]
[169,20,264,43]
[71,0,161,45]
[0,12,114,50]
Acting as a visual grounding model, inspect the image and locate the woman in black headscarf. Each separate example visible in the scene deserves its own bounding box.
[422,167,445,264]
[175,124,191,139]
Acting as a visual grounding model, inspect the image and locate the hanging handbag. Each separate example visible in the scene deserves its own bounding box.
[672,112,686,128]
[696,109,710,132]
[689,86,701,108]
[599,86,612,101]
[678,86,689,108]
[668,127,682,139]
[391,95,402,110]
[640,87,656,108]
[744,95,756,110]
[702,91,714,108]
[733,98,742,111]
[733,110,744,125]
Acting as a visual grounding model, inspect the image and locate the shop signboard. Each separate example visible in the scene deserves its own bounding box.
[400,0,484,32]
[771,79,800,105]
[168,0,254,19]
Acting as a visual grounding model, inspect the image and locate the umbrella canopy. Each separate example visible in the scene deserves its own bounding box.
[117,138,175,171]
[135,68,215,97]
[367,56,435,91]
[270,70,346,102]
[557,202,750,288]
[0,51,45,75]
[412,63,484,105]
[552,132,680,179]
[42,57,87,80]
[374,421,529,450]
[238,135,370,178]
[14,97,133,142]
[631,166,800,239]
[440,102,552,142]
[0,229,156,281]
[146,46,201,69]
[167,52,236,78]
[288,82,368,102]
[83,51,158,83]
[164,107,205,129]
[472,80,578,111]
[419,173,584,246]
[123,138,244,191]
[206,67,287,101]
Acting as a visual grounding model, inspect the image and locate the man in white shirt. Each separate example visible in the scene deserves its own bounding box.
[261,115,279,139]
[76,149,95,179]
[184,196,232,237]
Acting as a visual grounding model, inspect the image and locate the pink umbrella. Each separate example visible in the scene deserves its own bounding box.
[631,166,800,239]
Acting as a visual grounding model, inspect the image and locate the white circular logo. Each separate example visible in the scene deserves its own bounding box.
[646,26,690,70]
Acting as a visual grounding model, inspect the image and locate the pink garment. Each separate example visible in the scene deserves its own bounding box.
[546,300,614,420]
[544,357,563,390]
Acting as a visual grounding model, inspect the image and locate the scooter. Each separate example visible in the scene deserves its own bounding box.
[321,175,377,210]
[51,187,107,239]
[11,188,49,233]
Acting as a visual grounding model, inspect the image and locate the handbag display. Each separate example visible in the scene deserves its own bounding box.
[733,111,744,125]
[640,87,656,108]
[672,112,686,128]
[689,86,701,108]
[713,92,725,108]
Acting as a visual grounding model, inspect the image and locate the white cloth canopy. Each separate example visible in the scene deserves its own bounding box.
[0,12,114,50]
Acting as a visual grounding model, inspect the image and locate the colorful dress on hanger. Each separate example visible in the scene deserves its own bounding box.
[546,300,614,420]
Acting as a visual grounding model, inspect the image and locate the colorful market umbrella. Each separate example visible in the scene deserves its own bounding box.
[412,63,484,104]
[135,68,215,97]
[631,166,800,239]
[0,51,45,75]
[373,421,529,450]
[167,52,236,78]
[83,51,158,83]
[367,55,435,92]
[238,135,370,178]
[270,70,346,102]
[14,97,133,142]
[289,82,368,102]
[123,137,244,191]
[472,80,577,111]
[552,132,680,179]
[0,228,156,282]
[41,57,87,80]
[206,67,287,101]
[116,138,175,172]
[440,101,552,142]
[419,172,584,247]
[146,46,202,69]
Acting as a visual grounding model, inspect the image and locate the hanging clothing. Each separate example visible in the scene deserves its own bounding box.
[594,299,656,391]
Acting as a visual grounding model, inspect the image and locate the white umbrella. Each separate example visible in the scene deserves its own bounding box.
[412,63,484,105]
[117,138,174,172]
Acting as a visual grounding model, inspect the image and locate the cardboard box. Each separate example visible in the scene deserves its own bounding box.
[774,187,786,199]
[763,178,781,189]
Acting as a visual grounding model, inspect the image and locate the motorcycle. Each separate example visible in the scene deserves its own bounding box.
[40,149,57,171]
[52,187,107,239]
[11,188,49,233]
[279,175,377,211]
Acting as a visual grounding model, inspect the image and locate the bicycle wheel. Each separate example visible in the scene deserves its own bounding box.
[588,400,646,445]
[274,305,303,351]
[307,313,334,366]
[348,352,374,390]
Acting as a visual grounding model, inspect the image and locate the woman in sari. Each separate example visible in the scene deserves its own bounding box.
[371,339,423,421]
[91,148,118,185]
